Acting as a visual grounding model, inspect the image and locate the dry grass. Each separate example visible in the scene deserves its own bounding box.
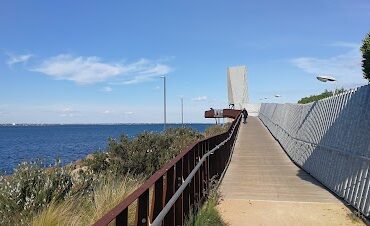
[32,175,143,226]
[185,185,226,226]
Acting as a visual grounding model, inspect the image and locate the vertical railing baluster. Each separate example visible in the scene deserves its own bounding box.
[182,153,190,222]
[136,189,149,226]
[204,141,209,194]
[164,167,175,226]
[175,159,183,226]
[150,176,164,224]
[199,142,204,203]
[189,149,195,212]
[195,144,200,206]
[201,142,206,202]
[116,208,128,226]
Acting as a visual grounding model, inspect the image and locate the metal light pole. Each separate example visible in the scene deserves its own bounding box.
[181,97,184,127]
[160,76,166,130]
[316,75,337,96]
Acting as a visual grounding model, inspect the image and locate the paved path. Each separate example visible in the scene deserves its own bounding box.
[217,117,364,226]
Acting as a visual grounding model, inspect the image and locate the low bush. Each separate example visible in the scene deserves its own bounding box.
[0,160,99,225]
[84,127,204,176]
[32,175,143,226]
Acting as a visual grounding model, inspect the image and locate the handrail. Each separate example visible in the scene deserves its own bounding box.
[93,111,242,226]
[151,114,241,226]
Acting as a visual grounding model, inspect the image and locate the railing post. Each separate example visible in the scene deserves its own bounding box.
[164,167,175,226]
[150,176,164,224]
[189,149,195,212]
[175,159,183,226]
[136,189,149,226]
[209,139,215,180]
[182,153,190,222]
[199,142,204,204]
[116,208,128,226]
[195,144,200,206]
[204,141,209,194]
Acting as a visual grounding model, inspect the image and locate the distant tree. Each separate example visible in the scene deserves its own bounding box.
[361,32,370,82]
[298,88,346,104]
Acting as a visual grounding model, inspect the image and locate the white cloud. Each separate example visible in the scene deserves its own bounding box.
[192,96,208,101]
[101,86,112,92]
[328,41,360,48]
[59,107,77,117]
[103,110,111,114]
[119,63,171,85]
[6,54,33,66]
[291,42,367,86]
[124,111,134,115]
[31,54,171,85]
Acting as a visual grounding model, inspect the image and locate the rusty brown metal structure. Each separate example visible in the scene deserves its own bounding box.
[204,108,241,119]
[93,110,241,226]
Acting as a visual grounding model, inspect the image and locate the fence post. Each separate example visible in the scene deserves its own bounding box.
[182,154,190,222]
[175,159,183,226]
[164,167,175,226]
[151,177,164,223]
[136,189,149,226]
[116,208,128,226]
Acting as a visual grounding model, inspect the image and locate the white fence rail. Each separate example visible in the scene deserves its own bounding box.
[259,85,370,216]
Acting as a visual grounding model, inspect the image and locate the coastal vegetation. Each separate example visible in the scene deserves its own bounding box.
[297,88,346,104]
[0,124,229,225]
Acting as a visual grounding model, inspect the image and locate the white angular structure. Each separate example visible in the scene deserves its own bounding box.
[227,66,248,109]
[227,65,260,116]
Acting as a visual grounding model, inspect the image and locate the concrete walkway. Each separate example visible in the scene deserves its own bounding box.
[217,117,364,226]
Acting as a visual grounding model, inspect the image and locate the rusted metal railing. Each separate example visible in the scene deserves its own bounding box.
[93,111,242,226]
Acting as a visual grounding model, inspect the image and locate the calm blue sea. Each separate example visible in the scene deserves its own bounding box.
[0,124,212,174]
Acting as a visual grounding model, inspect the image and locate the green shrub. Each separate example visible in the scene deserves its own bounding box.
[0,161,73,225]
[0,160,101,225]
[361,32,370,82]
[84,127,204,176]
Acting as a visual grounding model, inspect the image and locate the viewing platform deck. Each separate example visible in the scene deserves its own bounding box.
[218,117,364,226]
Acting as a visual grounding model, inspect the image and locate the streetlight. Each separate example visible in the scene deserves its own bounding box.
[316,75,336,82]
[181,97,184,127]
[160,76,166,130]
[180,96,184,127]
[316,75,337,96]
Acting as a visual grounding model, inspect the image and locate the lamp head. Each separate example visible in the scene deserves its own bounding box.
[316,75,336,82]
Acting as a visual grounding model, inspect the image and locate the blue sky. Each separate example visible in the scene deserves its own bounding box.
[0,0,369,123]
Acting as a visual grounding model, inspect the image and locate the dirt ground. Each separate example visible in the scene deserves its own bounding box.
[217,199,365,226]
